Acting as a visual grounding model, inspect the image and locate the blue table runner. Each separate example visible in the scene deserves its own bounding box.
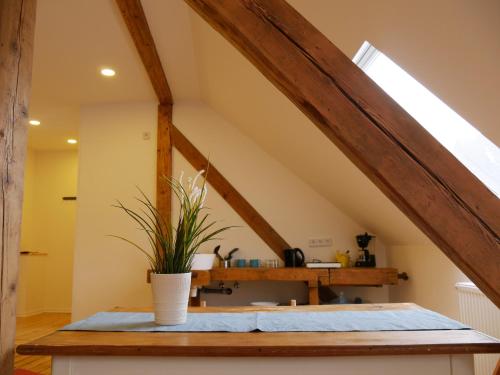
[61,309,469,333]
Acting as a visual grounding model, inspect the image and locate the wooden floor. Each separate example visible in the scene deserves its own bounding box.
[15,313,71,375]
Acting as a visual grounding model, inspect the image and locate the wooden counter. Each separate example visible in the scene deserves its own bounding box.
[16,304,499,375]
[190,267,400,304]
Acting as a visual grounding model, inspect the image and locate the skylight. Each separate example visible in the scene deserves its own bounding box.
[353,42,500,197]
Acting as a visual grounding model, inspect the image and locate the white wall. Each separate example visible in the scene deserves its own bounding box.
[72,102,158,320]
[18,149,78,316]
[72,100,388,319]
[387,245,469,319]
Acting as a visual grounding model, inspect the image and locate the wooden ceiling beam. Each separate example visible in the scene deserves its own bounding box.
[115,0,173,222]
[115,0,290,259]
[184,0,500,306]
[115,0,173,105]
[157,103,173,224]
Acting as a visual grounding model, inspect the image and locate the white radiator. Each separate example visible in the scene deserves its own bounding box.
[456,282,499,375]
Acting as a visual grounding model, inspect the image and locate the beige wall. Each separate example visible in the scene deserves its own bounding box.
[72,100,389,320]
[20,149,36,252]
[387,245,469,319]
[290,0,500,146]
[190,0,499,316]
[17,149,78,315]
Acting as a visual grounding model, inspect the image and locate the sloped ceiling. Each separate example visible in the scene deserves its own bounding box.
[30,0,499,245]
[29,0,199,150]
[186,0,500,245]
[188,8,427,246]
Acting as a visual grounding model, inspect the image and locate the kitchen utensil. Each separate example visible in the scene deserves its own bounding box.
[213,245,223,262]
[224,248,239,261]
[284,248,305,267]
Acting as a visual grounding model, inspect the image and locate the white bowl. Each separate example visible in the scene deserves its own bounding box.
[191,254,216,270]
[250,301,280,307]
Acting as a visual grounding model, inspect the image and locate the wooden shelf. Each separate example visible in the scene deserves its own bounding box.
[190,267,400,305]
[192,267,398,287]
[329,268,399,286]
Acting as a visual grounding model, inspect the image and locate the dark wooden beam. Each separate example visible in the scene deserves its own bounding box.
[115,0,173,222]
[115,0,173,105]
[0,0,37,373]
[157,104,173,223]
[116,0,291,259]
[184,0,500,306]
[172,126,290,259]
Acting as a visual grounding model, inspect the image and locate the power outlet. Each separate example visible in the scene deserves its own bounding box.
[308,237,333,248]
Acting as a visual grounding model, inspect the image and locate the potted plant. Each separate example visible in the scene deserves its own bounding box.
[112,170,231,325]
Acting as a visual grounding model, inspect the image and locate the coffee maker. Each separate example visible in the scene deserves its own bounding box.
[354,232,376,267]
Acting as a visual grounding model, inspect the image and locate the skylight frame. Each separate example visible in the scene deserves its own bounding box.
[353,42,500,197]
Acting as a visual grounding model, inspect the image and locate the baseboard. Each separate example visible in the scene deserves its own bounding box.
[17,307,72,317]
[16,308,45,317]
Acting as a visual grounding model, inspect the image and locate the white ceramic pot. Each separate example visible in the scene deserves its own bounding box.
[150,272,192,325]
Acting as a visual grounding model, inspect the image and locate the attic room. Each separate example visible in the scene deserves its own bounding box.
[1,0,499,374]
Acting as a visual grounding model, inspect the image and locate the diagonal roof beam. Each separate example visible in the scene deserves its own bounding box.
[115,0,290,259]
[116,0,173,105]
[172,126,291,257]
[184,0,500,306]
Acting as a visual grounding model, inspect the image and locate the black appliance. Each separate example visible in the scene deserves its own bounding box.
[354,232,376,267]
[284,248,305,267]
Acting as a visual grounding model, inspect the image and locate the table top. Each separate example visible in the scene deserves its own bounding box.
[17,303,500,357]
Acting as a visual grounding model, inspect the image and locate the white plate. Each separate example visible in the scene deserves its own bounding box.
[250,301,279,306]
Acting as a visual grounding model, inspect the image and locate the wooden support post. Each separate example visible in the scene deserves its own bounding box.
[307,281,319,305]
[184,0,500,306]
[156,104,173,223]
[0,1,37,373]
[116,0,174,223]
[116,0,291,260]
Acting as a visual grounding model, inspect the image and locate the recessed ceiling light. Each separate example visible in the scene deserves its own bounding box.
[67,139,78,144]
[29,119,41,126]
[100,68,116,77]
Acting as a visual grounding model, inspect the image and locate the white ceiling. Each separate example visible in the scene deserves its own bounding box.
[29,0,499,245]
[29,0,199,150]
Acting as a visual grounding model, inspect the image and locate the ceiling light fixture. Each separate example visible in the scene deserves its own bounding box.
[100,68,116,77]
[29,119,41,126]
[67,139,78,144]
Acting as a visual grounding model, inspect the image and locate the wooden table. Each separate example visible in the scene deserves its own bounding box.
[17,304,500,375]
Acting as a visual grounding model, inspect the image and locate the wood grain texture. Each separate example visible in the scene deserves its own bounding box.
[15,313,71,375]
[330,268,399,286]
[208,267,327,283]
[0,1,37,373]
[115,0,172,105]
[113,302,422,313]
[115,0,290,260]
[172,127,291,259]
[16,305,500,357]
[184,0,500,307]
[115,0,174,224]
[156,104,172,223]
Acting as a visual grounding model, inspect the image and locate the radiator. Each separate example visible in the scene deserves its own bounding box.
[456,282,499,375]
